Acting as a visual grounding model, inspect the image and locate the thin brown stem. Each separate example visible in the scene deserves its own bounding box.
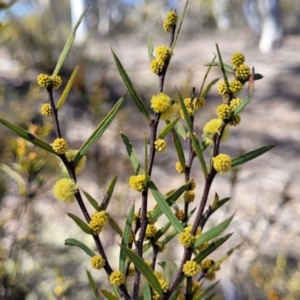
[46,87,62,138]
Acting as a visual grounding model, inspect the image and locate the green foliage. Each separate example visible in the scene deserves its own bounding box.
[0,1,277,299]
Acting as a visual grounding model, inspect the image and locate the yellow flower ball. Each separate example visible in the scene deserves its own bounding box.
[37,73,52,88]
[178,231,195,248]
[151,59,165,75]
[189,179,196,190]
[213,153,232,174]
[183,190,195,203]
[90,255,106,270]
[88,211,108,235]
[183,260,201,277]
[217,81,227,96]
[230,98,242,109]
[229,114,241,126]
[235,64,250,81]
[151,93,172,114]
[158,278,168,293]
[155,45,171,61]
[163,11,178,32]
[154,139,167,152]
[175,209,186,221]
[53,75,62,89]
[202,118,230,145]
[231,52,245,67]
[145,224,157,239]
[53,178,78,203]
[201,259,214,271]
[175,161,185,174]
[109,271,125,287]
[52,138,68,155]
[41,103,52,116]
[229,79,243,94]
[216,104,232,120]
[129,175,146,192]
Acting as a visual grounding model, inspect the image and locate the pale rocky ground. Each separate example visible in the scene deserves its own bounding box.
[2,27,300,299]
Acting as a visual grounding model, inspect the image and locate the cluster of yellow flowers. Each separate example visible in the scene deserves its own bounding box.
[150,45,171,75]
[129,174,146,192]
[145,224,157,239]
[175,209,186,221]
[37,74,62,89]
[52,138,68,155]
[109,271,125,287]
[150,92,172,114]
[163,11,178,32]
[41,103,52,116]
[88,211,108,235]
[179,225,201,248]
[53,178,78,203]
[175,161,185,174]
[90,255,106,270]
[183,260,201,277]
[213,153,232,174]
[154,139,167,152]
[202,118,230,145]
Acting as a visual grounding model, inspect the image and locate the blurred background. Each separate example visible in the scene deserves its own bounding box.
[0,0,300,299]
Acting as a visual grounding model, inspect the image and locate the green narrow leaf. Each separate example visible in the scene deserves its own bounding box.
[119,203,135,274]
[149,181,191,222]
[177,89,207,177]
[112,50,150,121]
[170,289,181,300]
[197,55,216,98]
[160,261,171,284]
[232,145,275,168]
[193,233,233,263]
[86,270,101,300]
[204,293,216,300]
[107,213,123,237]
[209,244,241,273]
[213,197,230,212]
[195,281,219,300]
[233,95,252,116]
[67,213,93,235]
[121,245,163,296]
[56,65,79,110]
[99,175,118,211]
[0,117,54,153]
[101,289,118,300]
[146,33,154,62]
[143,282,152,300]
[175,121,187,140]
[52,7,88,80]
[82,189,99,211]
[216,44,230,95]
[120,132,144,175]
[74,94,126,165]
[194,214,234,248]
[171,127,186,169]
[159,117,180,139]
[204,62,233,73]
[64,238,95,257]
[200,77,220,99]
[148,179,183,233]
